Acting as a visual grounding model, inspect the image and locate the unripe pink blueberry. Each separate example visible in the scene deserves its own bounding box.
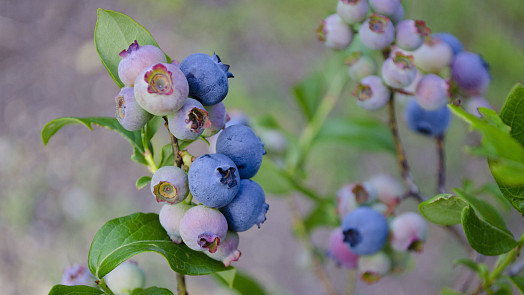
[413,37,453,73]
[390,212,428,252]
[180,205,228,253]
[368,0,401,17]
[359,14,395,50]
[115,87,152,131]
[205,231,241,267]
[395,20,430,51]
[366,173,403,206]
[345,52,377,81]
[337,182,378,218]
[150,166,189,204]
[118,40,167,87]
[415,74,449,110]
[353,75,390,110]
[104,260,146,295]
[202,102,228,137]
[317,14,353,50]
[451,52,491,96]
[159,203,192,243]
[167,98,211,141]
[465,96,493,118]
[327,228,359,269]
[357,252,391,284]
[382,53,417,89]
[134,63,189,116]
[336,0,369,24]
[61,264,96,287]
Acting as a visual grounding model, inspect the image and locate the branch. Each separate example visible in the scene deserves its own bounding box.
[436,134,446,194]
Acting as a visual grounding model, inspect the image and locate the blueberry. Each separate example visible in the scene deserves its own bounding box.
[366,173,403,206]
[118,40,167,87]
[61,264,96,287]
[345,52,377,81]
[216,125,265,179]
[336,0,369,25]
[104,260,145,295]
[202,102,228,137]
[390,212,428,252]
[317,14,353,51]
[167,98,211,141]
[327,228,359,269]
[159,203,192,244]
[381,52,417,89]
[357,252,391,284]
[179,53,233,106]
[359,13,395,50]
[134,63,189,116]
[188,153,240,208]
[205,231,241,267]
[341,206,389,255]
[353,75,390,110]
[465,96,492,118]
[389,2,404,24]
[220,179,269,232]
[115,87,152,131]
[179,205,228,253]
[150,166,189,204]
[368,0,401,17]
[405,98,451,137]
[415,74,449,110]
[337,182,378,218]
[432,32,464,56]
[395,20,430,51]
[413,37,453,73]
[452,52,490,96]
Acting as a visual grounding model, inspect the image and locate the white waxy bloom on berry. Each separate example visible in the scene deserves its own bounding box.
[317,14,353,50]
[353,75,390,110]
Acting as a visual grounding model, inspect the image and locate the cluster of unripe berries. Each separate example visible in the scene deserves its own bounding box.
[117,41,269,266]
[318,0,492,137]
[327,174,428,283]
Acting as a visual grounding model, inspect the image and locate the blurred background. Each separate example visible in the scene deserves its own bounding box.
[1,0,524,294]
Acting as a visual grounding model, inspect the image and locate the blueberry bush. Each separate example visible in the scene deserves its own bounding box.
[40,1,524,295]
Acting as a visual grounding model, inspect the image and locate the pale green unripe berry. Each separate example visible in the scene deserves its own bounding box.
[104,260,146,295]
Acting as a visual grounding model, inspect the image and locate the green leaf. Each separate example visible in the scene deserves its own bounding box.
[490,158,524,186]
[158,144,174,168]
[315,117,395,153]
[509,276,524,294]
[213,268,237,288]
[48,285,104,295]
[213,270,267,295]
[143,116,164,144]
[130,287,174,295]
[454,259,489,281]
[419,194,468,225]
[461,206,517,256]
[441,287,465,295]
[453,188,510,233]
[304,202,338,232]
[136,176,151,190]
[88,212,227,279]
[94,9,169,87]
[479,184,512,211]
[500,83,524,145]
[478,107,511,133]
[252,158,293,195]
[292,73,326,121]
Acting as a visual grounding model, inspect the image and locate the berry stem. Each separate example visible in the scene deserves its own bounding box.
[436,134,446,194]
[387,91,422,201]
[163,115,187,294]
[96,278,115,295]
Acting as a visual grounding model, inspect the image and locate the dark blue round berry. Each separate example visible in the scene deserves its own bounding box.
[188,153,240,208]
[220,179,269,232]
[405,98,451,137]
[179,53,234,106]
[341,206,389,256]
[216,125,266,179]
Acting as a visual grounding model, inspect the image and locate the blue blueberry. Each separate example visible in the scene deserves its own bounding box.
[220,179,269,232]
[432,32,464,56]
[179,53,233,106]
[341,206,389,255]
[216,125,266,179]
[188,154,240,208]
[405,98,451,137]
[451,51,490,96]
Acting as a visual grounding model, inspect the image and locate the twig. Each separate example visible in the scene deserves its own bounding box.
[436,134,446,194]
[163,116,187,295]
[287,196,339,295]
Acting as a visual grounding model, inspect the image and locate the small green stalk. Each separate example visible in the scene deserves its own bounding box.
[144,149,158,174]
[487,231,524,285]
[97,278,115,295]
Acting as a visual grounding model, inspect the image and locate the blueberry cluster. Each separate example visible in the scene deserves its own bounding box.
[328,174,428,283]
[318,0,493,138]
[115,40,268,267]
